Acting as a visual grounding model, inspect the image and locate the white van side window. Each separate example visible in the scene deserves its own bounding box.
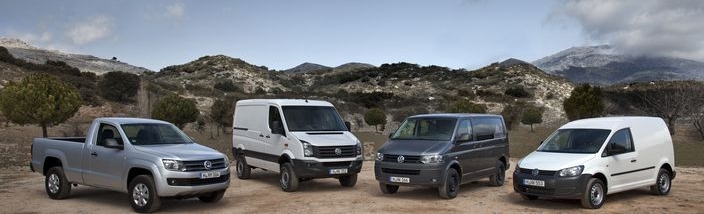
[608,128,635,155]
[268,106,282,130]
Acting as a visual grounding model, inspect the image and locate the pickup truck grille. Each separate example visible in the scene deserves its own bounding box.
[314,146,355,158]
[167,173,230,186]
[182,158,228,171]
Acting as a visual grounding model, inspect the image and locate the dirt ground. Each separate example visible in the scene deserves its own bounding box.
[1,160,703,214]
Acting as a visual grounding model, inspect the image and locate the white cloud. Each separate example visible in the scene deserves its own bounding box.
[7,29,53,44]
[166,3,185,18]
[66,15,113,45]
[554,0,704,61]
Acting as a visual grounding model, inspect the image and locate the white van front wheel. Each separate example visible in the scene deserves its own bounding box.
[581,178,605,209]
[338,174,358,187]
[280,163,299,192]
[650,168,671,195]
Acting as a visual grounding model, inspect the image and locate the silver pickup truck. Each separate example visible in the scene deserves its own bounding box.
[30,117,230,213]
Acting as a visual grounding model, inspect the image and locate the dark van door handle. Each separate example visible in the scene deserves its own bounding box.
[91,152,98,157]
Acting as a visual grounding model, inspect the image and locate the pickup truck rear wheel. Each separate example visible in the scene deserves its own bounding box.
[235,154,251,179]
[129,175,161,213]
[338,174,358,187]
[280,162,299,192]
[45,166,71,199]
[198,190,226,203]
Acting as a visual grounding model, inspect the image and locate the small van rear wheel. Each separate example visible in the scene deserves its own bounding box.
[438,168,459,199]
[650,168,671,195]
[235,153,251,179]
[581,178,605,209]
[379,182,399,194]
[280,162,299,192]
[338,174,357,187]
[489,161,506,187]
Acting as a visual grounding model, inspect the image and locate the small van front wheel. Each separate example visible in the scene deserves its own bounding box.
[581,178,605,209]
[438,168,459,199]
[338,174,357,187]
[379,182,399,194]
[650,168,671,195]
[280,162,299,192]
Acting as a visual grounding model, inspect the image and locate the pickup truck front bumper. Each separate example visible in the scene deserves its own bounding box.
[157,167,230,197]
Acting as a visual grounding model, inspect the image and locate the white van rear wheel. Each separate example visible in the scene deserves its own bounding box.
[236,154,251,179]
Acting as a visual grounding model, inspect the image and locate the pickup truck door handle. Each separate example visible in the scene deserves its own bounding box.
[259,134,264,137]
[630,159,637,163]
[265,135,270,138]
[90,152,98,157]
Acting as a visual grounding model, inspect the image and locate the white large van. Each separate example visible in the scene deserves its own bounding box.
[513,117,676,209]
[232,99,363,192]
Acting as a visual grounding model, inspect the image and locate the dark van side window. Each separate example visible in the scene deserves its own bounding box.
[471,117,506,141]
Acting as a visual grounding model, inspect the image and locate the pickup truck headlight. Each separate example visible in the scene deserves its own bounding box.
[302,141,314,157]
[162,159,185,171]
[420,154,443,164]
[558,165,584,177]
[376,153,384,161]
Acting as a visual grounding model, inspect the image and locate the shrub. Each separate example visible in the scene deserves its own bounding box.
[563,84,604,121]
[446,100,487,113]
[364,108,386,132]
[98,71,140,103]
[151,94,199,129]
[504,86,531,98]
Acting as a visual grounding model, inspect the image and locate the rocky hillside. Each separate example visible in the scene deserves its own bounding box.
[0,38,152,75]
[533,45,704,85]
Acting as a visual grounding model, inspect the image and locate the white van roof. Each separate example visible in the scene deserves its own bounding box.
[236,99,334,107]
[560,116,663,130]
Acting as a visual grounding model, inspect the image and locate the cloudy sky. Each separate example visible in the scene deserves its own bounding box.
[1,0,702,71]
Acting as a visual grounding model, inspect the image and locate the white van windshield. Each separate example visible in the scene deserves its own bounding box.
[282,106,347,132]
[391,117,457,141]
[537,129,610,154]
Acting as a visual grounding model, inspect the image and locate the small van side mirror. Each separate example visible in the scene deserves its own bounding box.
[104,138,124,150]
[344,121,352,131]
[271,121,285,135]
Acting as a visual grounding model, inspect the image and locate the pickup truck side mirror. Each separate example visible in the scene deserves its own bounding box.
[344,121,352,132]
[271,121,285,136]
[104,138,124,150]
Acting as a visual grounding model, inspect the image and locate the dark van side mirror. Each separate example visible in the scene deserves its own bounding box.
[344,121,352,132]
[456,133,471,142]
[271,121,285,136]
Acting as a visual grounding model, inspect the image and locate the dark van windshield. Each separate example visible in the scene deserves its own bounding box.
[391,117,457,141]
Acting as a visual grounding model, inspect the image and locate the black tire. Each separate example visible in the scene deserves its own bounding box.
[438,168,460,199]
[198,190,226,203]
[489,161,506,187]
[235,153,251,180]
[650,168,672,195]
[129,175,161,213]
[521,194,539,200]
[280,162,299,192]
[581,178,606,209]
[379,182,399,194]
[338,174,358,187]
[45,166,71,199]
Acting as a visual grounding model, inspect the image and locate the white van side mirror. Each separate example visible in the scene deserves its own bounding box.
[271,121,285,136]
[344,121,352,131]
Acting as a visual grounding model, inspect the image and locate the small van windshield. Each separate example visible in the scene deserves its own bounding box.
[121,123,194,145]
[391,117,457,141]
[282,106,347,132]
[537,129,610,154]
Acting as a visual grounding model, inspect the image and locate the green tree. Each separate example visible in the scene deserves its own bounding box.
[98,71,140,102]
[501,101,526,130]
[151,94,199,129]
[447,100,487,113]
[563,84,604,121]
[521,106,544,132]
[364,108,386,132]
[210,98,235,135]
[0,74,81,137]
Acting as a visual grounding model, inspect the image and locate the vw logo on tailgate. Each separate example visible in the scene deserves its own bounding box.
[204,160,212,170]
[397,155,405,163]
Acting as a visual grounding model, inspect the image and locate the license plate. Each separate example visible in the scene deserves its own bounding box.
[200,171,221,179]
[329,168,348,175]
[389,176,410,183]
[523,179,545,187]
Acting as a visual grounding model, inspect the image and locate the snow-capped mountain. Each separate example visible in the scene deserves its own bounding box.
[533,45,704,85]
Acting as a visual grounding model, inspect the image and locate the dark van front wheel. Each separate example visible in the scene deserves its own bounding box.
[438,168,459,199]
[379,182,399,194]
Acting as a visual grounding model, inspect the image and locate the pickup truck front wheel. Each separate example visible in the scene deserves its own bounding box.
[45,166,71,199]
[129,175,161,213]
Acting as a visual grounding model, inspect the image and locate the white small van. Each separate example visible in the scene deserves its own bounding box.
[232,99,363,192]
[513,117,675,209]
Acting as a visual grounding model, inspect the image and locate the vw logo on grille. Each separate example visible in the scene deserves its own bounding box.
[335,148,342,155]
[204,160,212,170]
[532,168,539,176]
[397,155,405,163]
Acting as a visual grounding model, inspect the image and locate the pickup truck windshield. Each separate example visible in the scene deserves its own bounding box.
[537,129,610,154]
[391,117,457,141]
[121,123,194,145]
[282,106,347,132]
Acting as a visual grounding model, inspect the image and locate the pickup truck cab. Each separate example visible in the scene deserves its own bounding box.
[31,117,230,213]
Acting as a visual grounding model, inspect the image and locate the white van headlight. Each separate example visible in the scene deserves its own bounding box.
[376,153,384,161]
[558,165,584,177]
[162,159,185,171]
[420,155,443,164]
[355,142,362,156]
[302,141,314,157]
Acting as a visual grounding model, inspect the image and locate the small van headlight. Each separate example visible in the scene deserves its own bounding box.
[302,141,314,157]
[376,153,384,161]
[420,155,443,164]
[162,159,185,171]
[558,165,584,177]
